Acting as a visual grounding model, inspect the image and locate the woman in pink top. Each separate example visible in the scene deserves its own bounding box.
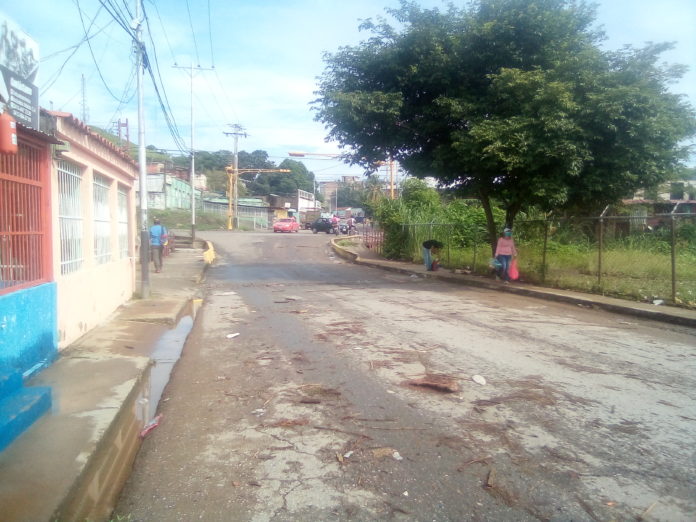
[494,228,517,282]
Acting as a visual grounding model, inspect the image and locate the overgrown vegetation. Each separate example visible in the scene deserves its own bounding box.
[370,180,696,307]
[147,209,228,232]
[314,0,696,250]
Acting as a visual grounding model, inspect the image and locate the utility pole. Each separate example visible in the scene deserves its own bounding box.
[173,64,213,242]
[225,168,291,229]
[80,74,89,123]
[389,157,396,200]
[223,125,247,229]
[135,0,149,298]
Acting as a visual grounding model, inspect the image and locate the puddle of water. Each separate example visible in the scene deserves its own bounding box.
[145,299,200,419]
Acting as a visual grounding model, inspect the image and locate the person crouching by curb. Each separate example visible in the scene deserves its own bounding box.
[494,228,517,282]
[149,218,168,273]
[422,239,444,271]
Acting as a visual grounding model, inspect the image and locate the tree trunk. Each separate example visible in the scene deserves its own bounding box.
[479,190,499,256]
[505,202,521,231]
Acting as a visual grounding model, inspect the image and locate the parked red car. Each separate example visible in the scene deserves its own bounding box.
[273,217,300,233]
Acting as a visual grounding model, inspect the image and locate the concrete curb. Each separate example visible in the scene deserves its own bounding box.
[0,245,212,522]
[197,240,216,284]
[330,238,696,328]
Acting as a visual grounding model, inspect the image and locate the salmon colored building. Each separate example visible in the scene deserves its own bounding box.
[44,111,138,348]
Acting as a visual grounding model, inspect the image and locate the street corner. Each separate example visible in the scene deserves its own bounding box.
[330,237,360,262]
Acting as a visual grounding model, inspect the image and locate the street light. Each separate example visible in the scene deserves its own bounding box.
[287,151,344,211]
[289,151,398,201]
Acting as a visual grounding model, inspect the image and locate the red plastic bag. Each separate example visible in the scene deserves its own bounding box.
[509,259,519,280]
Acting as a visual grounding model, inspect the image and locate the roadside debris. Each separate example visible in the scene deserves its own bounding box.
[637,500,659,520]
[472,374,487,386]
[139,414,163,438]
[268,418,309,428]
[226,333,240,339]
[372,447,402,460]
[274,295,303,304]
[251,408,266,417]
[406,374,459,393]
[299,397,321,404]
[652,299,664,306]
[485,468,496,488]
[457,456,491,471]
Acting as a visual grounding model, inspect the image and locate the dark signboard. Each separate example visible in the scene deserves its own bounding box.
[0,17,40,130]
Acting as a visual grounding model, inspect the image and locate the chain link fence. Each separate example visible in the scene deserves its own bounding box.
[387,212,696,307]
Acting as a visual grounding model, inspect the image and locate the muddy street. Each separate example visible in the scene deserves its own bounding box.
[114,231,696,521]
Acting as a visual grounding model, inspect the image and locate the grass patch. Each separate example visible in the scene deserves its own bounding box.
[144,209,229,231]
[410,239,696,308]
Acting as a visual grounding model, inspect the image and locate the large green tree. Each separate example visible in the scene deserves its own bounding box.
[246,158,317,197]
[314,0,695,251]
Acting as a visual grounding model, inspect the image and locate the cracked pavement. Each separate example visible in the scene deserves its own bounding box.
[114,231,696,521]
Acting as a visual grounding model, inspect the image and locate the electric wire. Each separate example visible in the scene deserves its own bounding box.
[76,0,128,102]
[142,5,188,152]
[148,0,177,63]
[207,0,215,66]
[40,5,111,93]
[101,59,138,130]
[184,0,201,66]
[97,0,135,40]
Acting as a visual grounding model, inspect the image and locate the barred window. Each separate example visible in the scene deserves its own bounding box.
[93,173,112,264]
[1,141,47,292]
[57,160,84,275]
[117,185,129,258]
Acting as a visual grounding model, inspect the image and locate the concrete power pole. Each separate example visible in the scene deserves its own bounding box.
[173,63,213,242]
[135,0,150,298]
[224,125,247,229]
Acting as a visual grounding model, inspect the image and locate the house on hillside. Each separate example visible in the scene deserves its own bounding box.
[142,162,201,211]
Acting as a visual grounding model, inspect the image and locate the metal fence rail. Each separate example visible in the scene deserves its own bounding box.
[392,213,696,306]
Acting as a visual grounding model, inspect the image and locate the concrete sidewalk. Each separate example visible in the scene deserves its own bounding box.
[0,242,213,522]
[331,238,696,328]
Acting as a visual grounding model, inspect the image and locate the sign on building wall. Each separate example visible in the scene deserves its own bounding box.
[0,16,40,129]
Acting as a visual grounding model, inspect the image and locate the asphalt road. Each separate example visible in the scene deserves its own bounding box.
[115,230,696,521]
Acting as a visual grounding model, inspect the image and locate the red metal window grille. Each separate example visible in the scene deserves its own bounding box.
[0,141,50,295]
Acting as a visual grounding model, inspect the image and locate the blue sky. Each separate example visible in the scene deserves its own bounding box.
[2,0,695,180]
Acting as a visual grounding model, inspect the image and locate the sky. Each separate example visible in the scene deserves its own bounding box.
[2,0,695,182]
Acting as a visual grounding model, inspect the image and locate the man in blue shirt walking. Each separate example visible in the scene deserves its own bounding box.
[149,218,168,273]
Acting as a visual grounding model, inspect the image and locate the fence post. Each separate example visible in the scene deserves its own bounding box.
[473,240,478,274]
[670,214,677,303]
[598,205,609,291]
[541,219,549,283]
[447,225,451,267]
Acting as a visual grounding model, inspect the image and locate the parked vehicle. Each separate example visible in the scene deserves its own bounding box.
[273,217,300,233]
[311,217,334,234]
[301,210,322,229]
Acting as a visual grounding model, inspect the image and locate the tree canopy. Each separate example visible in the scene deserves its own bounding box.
[313,0,696,248]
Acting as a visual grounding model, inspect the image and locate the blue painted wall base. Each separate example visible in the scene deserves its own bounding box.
[0,370,52,452]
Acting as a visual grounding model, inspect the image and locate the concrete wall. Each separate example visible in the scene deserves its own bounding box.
[0,283,57,375]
